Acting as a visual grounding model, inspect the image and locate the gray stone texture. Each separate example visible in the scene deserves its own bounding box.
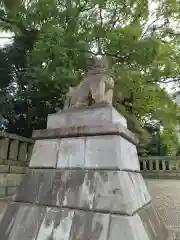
[15,169,151,215]
[32,123,138,145]
[0,173,24,187]
[29,139,59,168]
[0,138,9,159]
[84,135,139,171]
[15,169,42,203]
[9,140,19,161]
[138,203,168,240]
[57,137,85,168]
[18,142,28,161]
[0,203,170,240]
[47,104,127,129]
[0,105,170,240]
[56,135,139,171]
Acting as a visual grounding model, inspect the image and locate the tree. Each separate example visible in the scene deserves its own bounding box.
[0,0,180,141]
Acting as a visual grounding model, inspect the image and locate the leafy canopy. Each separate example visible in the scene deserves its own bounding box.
[0,0,180,154]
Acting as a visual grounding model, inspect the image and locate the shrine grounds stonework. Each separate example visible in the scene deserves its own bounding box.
[0,104,173,239]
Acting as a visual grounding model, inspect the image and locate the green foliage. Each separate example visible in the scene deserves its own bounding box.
[0,0,180,142]
[160,126,179,156]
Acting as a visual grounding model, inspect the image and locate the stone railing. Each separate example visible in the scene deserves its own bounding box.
[0,131,34,166]
[139,156,180,178]
[0,131,34,198]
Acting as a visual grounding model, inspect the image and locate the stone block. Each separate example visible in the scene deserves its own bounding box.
[93,171,150,215]
[36,207,74,240]
[18,142,28,161]
[29,139,59,168]
[49,170,69,207]
[0,202,21,239]
[0,165,9,173]
[47,104,127,129]
[0,138,9,160]
[128,172,151,204]
[0,202,8,223]
[36,169,56,205]
[15,169,42,203]
[85,135,139,171]
[108,214,150,240]
[7,186,18,196]
[7,173,24,187]
[9,166,27,174]
[57,137,85,168]
[0,174,7,187]
[62,170,96,210]
[0,158,5,164]
[35,169,150,214]
[9,140,19,160]
[0,187,6,197]
[69,210,110,240]
[8,204,46,240]
[27,144,33,162]
[137,203,169,240]
[33,123,138,146]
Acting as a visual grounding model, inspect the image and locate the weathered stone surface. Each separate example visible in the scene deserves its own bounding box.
[15,169,42,203]
[27,144,33,162]
[0,173,23,188]
[8,205,46,240]
[7,186,18,196]
[0,187,6,197]
[14,169,150,214]
[128,172,151,205]
[62,170,96,210]
[57,137,85,168]
[138,203,169,240]
[36,207,74,240]
[29,139,59,168]
[18,142,28,162]
[0,201,8,223]
[49,170,67,207]
[56,135,139,170]
[9,166,27,174]
[33,123,138,145]
[70,211,110,240]
[0,165,9,173]
[108,214,150,240]
[36,169,56,205]
[9,140,19,161]
[0,138,9,160]
[7,174,24,187]
[0,202,21,239]
[85,135,140,171]
[93,171,151,215]
[47,104,127,129]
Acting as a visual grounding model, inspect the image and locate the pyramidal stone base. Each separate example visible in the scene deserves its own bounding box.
[0,104,171,239]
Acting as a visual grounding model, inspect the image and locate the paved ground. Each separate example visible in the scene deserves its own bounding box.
[145,179,180,239]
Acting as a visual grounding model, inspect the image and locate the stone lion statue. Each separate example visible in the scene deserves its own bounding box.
[64,57,114,109]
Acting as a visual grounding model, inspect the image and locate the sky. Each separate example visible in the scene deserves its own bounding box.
[0,31,13,47]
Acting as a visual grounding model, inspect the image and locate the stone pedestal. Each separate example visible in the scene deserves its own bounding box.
[0,104,170,239]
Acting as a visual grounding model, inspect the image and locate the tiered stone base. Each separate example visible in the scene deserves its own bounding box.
[0,104,170,239]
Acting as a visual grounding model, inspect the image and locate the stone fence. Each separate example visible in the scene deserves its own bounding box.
[139,156,180,178]
[0,131,34,198]
[0,131,34,166]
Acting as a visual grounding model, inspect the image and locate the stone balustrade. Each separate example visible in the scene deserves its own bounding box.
[0,131,34,197]
[0,131,34,166]
[139,156,180,178]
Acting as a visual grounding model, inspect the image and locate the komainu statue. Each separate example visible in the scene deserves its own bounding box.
[64,57,114,109]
